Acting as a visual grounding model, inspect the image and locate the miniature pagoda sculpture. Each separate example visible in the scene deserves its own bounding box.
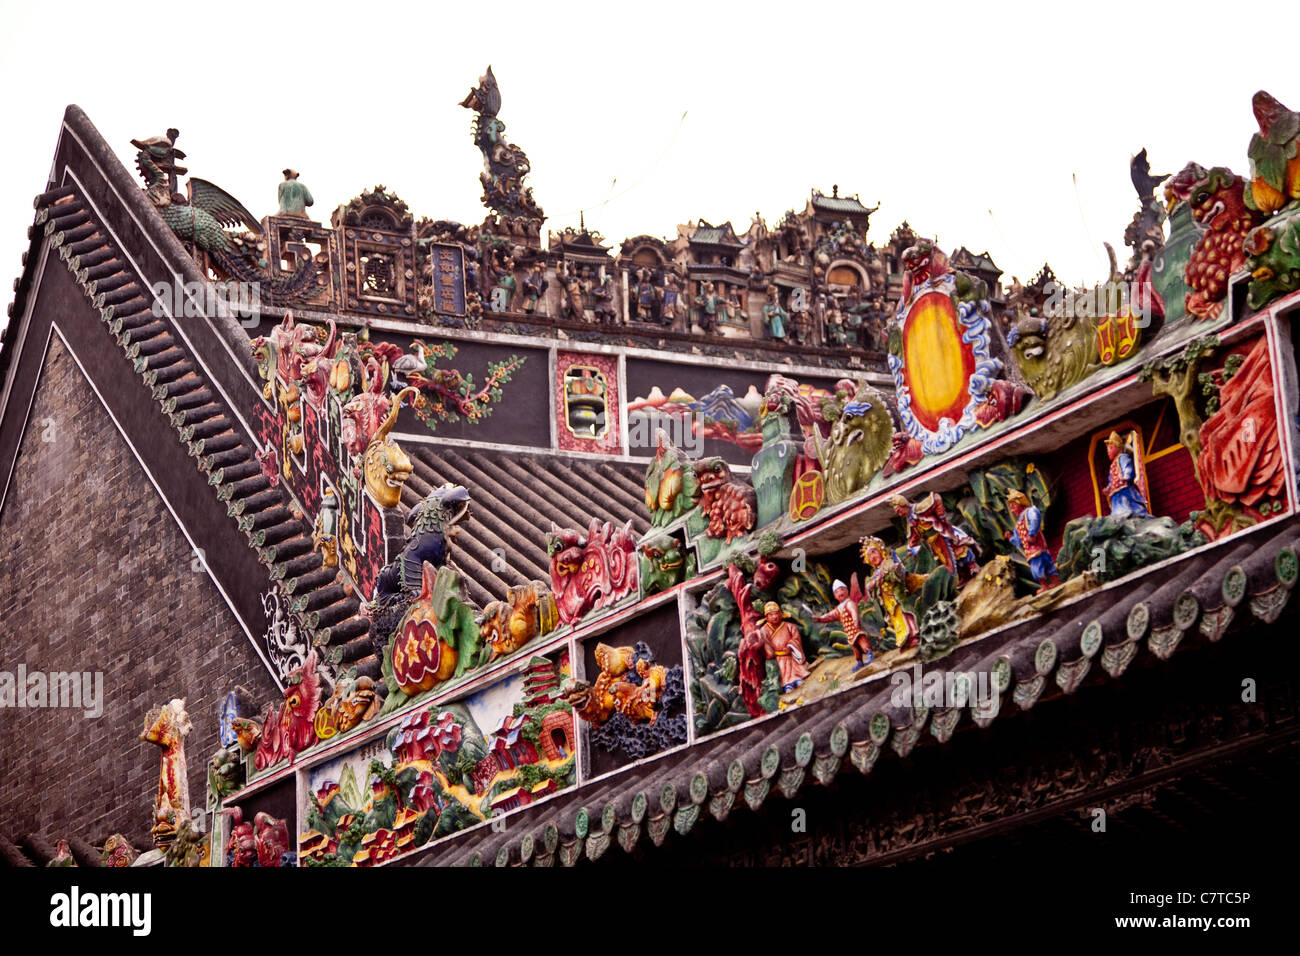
[140,698,192,849]
[461,66,544,241]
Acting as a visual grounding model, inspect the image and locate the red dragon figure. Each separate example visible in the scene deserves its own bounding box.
[693,458,757,542]
[547,518,639,625]
[254,651,322,771]
[1181,166,1265,320]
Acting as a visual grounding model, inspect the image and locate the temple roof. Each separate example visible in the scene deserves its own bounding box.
[951,246,1001,275]
[400,447,649,608]
[689,220,744,248]
[810,189,878,217]
[404,516,1300,866]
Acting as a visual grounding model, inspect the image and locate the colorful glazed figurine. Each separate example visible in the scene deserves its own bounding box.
[1180,166,1264,320]
[888,240,1032,460]
[693,458,757,542]
[567,643,668,725]
[460,66,545,226]
[140,698,192,849]
[207,746,244,801]
[254,651,322,770]
[759,601,810,691]
[225,807,257,867]
[522,263,548,314]
[1244,216,1300,311]
[1244,91,1300,216]
[363,386,417,508]
[47,840,75,867]
[1103,431,1151,518]
[254,812,292,867]
[814,579,873,671]
[547,519,640,624]
[726,560,780,717]
[644,430,701,526]
[230,716,262,754]
[638,534,691,596]
[313,486,339,568]
[102,834,138,868]
[1196,337,1287,536]
[217,685,256,750]
[478,579,559,661]
[889,492,981,585]
[860,537,921,650]
[820,384,894,504]
[662,273,681,325]
[694,280,721,333]
[372,483,470,605]
[313,673,382,741]
[390,562,461,695]
[1005,490,1061,592]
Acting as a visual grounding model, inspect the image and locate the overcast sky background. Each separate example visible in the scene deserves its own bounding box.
[2,0,1295,339]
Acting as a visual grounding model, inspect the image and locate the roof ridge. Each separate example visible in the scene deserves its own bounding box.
[29,183,375,684]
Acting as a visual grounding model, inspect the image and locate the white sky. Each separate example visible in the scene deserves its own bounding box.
[2,0,1296,340]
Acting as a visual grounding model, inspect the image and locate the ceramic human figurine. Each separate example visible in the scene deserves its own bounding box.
[860,537,920,650]
[1006,490,1061,592]
[694,280,720,333]
[889,492,981,585]
[814,579,873,671]
[277,169,314,218]
[806,580,868,671]
[522,263,548,314]
[313,487,339,568]
[1103,430,1151,518]
[762,284,788,340]
[758,602,809,692]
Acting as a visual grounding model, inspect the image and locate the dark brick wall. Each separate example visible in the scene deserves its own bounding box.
[0,336,279,849]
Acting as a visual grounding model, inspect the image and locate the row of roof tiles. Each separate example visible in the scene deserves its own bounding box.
[407,516,1300,866]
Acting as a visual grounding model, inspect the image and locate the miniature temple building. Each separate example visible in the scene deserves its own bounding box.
[1,76,1299,870]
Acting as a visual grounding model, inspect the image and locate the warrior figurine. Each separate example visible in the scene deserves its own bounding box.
[889,492,981,585]
[814,579,874,671]
[1104,430,1151,518]
[860,537,921,650]
[759,601,809,692]
[1006,490,1061,592]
